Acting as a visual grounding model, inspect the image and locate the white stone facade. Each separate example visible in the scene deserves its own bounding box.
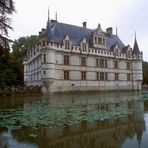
[24,19,143,94]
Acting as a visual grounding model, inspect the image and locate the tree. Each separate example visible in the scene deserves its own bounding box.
[143,61,148,85]
[0,0,15,48]
[11,35,38,84]
[0,44,17,86]
[12,35,38,61]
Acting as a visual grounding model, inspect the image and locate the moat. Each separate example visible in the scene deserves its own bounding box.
[0,91,148,148]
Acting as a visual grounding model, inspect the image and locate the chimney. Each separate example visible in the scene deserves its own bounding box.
[106,27,113,35]
[42,28,46,32]
[83,22,87,28]
[39,31,42,36]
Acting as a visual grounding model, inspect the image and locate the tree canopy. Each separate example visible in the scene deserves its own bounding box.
[11,35,38,61]
[143,61,148,85]
[10,35,38,85]
[0,35,38,87]
[0,0,15,48]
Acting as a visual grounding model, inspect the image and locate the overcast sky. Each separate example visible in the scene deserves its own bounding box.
[9,0,148,61]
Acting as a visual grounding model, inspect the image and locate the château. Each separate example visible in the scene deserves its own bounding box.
[24,15,143,94]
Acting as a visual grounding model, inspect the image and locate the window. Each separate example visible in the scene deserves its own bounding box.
[100,72,107,80]
[127,73,131,81]
[127,62,130,70]
[81,57,86,66]
[127,51,131,58]
[64,55,69,65]
[105,73,108,80]
[102,38,105,45]
[81,71,86,80]
[114,61,118,69]
[64,71,69,80]
[115,73,119,81]
[82,43,87,51]
[43,54,46,63]
[98,37,102,44]
[96,72,99,80]
[100,59,104,68]
[105,60,107,68]
[95,37,97,43]
[42,40,46,46]
[100,59,107,68]
[96,59,99,67]
[43,70,46,75]
[65,40,70,49]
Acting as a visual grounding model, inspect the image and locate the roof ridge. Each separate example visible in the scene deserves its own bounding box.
[57,21,92,31]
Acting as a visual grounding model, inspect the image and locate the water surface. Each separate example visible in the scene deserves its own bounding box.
[0,91,148,148]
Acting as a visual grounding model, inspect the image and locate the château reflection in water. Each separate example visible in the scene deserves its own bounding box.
[0,91,147,148]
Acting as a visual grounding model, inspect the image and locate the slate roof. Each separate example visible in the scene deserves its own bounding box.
[133,38,140,55]
[105,33,125,50]
[46,20,125,50]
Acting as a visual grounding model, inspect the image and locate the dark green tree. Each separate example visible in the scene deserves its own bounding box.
[0,0,15,48]
[143,61,148,85]
[11,35,38,84]
[12,35,38,61]
[0,45,17,86]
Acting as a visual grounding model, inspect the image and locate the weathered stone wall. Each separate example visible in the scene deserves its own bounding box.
[0,85,42,96]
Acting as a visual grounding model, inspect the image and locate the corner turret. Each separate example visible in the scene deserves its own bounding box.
[133,33,140,55]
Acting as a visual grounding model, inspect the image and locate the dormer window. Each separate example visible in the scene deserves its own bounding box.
[81,38,88,52]
[114,48,118,56]
[95,37,97,43]
[65,40,70,49]
[93,23,106,47]
[82,43,87,51]
[126,46,132,58]
[127,51,132,58]
[102,38,105,45]
[94,36,105,45]
[64,35,71,50]
[98,37,102,44]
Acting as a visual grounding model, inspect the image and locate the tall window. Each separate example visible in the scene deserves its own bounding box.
[105,60,107,68]
[81,71,86,80]
[100,59,104,68]
[105,73,108,80]
[64,55,69,65]
[64,71,69,80]
[115,73,119,81]
[43,54,46,63]
[102,38,105,45]
[95,37,97,43]
[82,43,87,51]
[127,62,130,70]
[100,59,107,68]
[96,59,99,67]
[127,73,131,81]
[114,61,118,69]
[65,40,70,49]
[81,57,86,66]
[96,72,99,80]
[100,72,107,80]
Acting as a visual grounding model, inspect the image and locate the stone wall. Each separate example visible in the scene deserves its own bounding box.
[0,85,42,96]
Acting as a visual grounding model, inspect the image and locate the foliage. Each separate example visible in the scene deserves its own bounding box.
[0,0,15,48]
[0,35,38,87]
[0,102,139,130]
[142,61,148,85]
[0,45,18,86]
[10,35,38,84]
[11,35,38,61]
